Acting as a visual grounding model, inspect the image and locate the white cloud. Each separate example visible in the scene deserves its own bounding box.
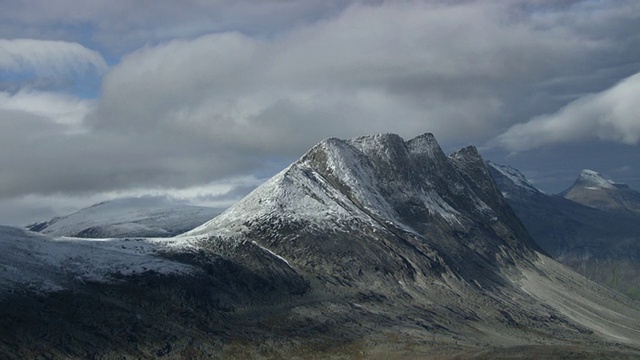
[495,71,640,151]
[0,90,95,128]
[0,38,107,77]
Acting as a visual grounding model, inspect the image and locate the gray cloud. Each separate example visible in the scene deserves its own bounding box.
[1,0,640,224]
[0,1,357,55]
[90,1,610,151]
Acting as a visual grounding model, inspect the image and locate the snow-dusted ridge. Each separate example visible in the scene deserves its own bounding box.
[28,196,222,238]
[486,161,540,195]
[182,133,470,240]
[560,168,640,213]
[0,226,196,293]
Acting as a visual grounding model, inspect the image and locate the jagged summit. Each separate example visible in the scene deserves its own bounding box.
[186,133,489,238]
[184,132,542,290]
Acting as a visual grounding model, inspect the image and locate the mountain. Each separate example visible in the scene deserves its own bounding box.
[1,133,640,359]
[488,162,640,299]
[26,196,223,238]
[561,169,640,214]
[181,133,640,355]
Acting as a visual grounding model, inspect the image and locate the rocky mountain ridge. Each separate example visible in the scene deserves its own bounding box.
[1,133,639,359]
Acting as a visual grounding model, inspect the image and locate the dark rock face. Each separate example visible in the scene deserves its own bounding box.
[487,162,640,299]
[2,133,640,359]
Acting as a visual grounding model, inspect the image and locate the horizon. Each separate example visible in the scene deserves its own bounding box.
[11,134,639,227]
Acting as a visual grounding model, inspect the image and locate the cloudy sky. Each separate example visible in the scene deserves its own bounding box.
[1,0,639,225]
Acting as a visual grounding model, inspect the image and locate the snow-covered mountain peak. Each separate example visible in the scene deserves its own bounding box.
[561,169,640,213]
[182,132,541,273]
[576,169,616,189]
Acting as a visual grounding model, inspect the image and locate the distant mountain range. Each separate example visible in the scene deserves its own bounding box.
[26,196,223,238]
[1,133,639,358]
[488,162,640,299]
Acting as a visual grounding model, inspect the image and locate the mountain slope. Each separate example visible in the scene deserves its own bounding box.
[487,162,640,299]
[179,133,640,353]
[27,196,222,238]
[1,133,639,359]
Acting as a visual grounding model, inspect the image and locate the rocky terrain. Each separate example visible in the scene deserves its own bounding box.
[1,133,639,359]
[26,196,222,238]
[488,162,640,300]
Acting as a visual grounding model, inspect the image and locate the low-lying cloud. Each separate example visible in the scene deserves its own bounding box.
[495,71,640,151]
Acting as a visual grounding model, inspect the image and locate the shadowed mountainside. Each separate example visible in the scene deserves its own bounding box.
[488,162,640,299]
